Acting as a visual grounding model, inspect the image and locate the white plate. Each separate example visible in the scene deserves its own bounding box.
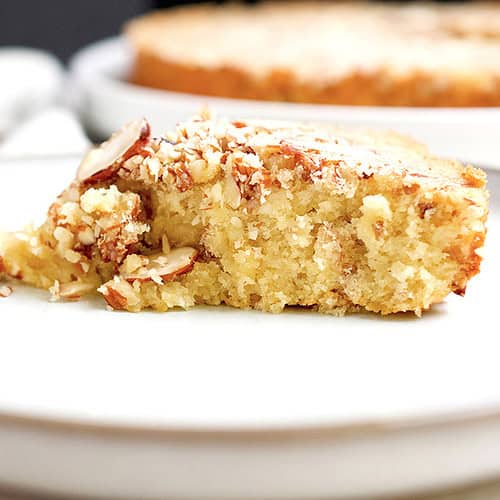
[0,157,499,500]
[68,37,500,170]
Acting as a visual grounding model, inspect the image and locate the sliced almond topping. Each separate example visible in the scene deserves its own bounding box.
[99,283,128,310]
[224,174,242,209]
[59,282,95,300]
[77,118,151,183]
[122,247,198,283]
[0,285,12,298]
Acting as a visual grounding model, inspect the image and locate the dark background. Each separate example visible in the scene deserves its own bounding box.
[0,0,243,62]
[0,0,468,63]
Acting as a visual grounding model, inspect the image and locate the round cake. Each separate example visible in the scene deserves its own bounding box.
[126,1,500,107]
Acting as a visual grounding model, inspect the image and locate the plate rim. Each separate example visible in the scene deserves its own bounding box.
[2,397,500,440]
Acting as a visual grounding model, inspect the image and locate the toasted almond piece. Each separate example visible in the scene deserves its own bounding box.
[77,118,151,183]
[122,247,198,283]
[99,282,128,310]
[224,173,242,209]
[59,282,95,300]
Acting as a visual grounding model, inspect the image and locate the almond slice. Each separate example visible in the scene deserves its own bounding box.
[77,118,151,183]
[122,247,198,283]
[59,282,95,300]
[98,279,130,311]
[224,173,242,209]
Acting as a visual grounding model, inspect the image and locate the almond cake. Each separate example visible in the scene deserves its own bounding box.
[0,114,488,315]
[126,1,500,107]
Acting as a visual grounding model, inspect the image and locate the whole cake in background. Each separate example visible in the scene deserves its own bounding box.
[0,113,488,315]
[126,1,500,107]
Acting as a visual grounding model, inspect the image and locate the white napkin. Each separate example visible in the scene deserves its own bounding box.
[0,107,90,159]
[0,47,90,159]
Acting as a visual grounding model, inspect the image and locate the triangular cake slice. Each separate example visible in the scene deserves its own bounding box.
[0,114,488,315]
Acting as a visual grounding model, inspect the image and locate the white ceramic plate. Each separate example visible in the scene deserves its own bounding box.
[0,157,499,500]
[68,37,500,170]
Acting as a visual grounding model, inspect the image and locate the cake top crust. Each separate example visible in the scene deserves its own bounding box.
[161,115,485,187]
[79,114,486,205]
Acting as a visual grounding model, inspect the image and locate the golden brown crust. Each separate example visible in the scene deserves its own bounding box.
[129,50,500,107]
[126,2,500,107]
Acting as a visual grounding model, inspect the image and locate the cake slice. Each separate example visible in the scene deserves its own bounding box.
[0,114,488,315]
